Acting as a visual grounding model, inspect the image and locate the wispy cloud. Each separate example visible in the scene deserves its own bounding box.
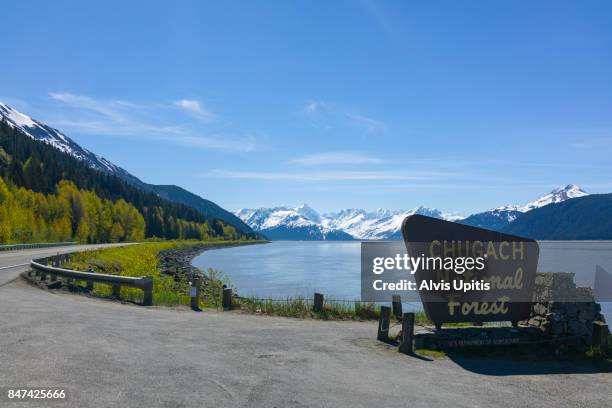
[569,137,612,149]
[173,99,216,121]
[47,92,253,152]
[301,100,387,134]
[206,169,457,182]
[288,151,383,166]
[360,0,394,37]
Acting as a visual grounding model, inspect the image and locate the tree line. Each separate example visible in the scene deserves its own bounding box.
[0,178,145,244]
[0,120,242,242]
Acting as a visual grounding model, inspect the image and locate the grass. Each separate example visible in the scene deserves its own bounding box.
[235,297,382,320]
[60,239,434,321]
[235,297,433,322]
[64,240,259,306]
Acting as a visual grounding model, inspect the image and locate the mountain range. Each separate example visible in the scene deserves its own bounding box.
[0,102,254,236]
[1,101,607,241]
[236,184,591,240]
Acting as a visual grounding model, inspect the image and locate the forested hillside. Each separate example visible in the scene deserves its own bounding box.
[0,178,144,244]
[0,120,251,242]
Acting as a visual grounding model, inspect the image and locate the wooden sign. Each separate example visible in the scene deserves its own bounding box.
[401,215,539,327]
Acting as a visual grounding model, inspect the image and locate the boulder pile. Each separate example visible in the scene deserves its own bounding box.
[527,272,608,351]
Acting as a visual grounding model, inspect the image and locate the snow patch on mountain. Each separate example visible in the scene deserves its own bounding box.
[498,184,588,213]
[235,205,352,240]
[0,101,129,176]
[459,184,589,230]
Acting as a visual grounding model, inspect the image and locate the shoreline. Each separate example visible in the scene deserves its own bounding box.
[158,240,268,286]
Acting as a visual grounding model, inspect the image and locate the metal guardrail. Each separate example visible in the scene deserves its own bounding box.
[29,256,153,306]
[0,242,77,251]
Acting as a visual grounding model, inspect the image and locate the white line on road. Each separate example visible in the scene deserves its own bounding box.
[0,263,29,270]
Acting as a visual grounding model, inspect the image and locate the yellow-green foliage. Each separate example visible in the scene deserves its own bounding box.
[66,240,248,306]
[0,177,145,244]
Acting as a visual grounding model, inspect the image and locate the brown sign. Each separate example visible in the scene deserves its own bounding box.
[401,215,539,326]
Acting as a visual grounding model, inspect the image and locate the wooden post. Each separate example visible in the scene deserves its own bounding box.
[392,295,402,318]
[142,276,154,306]
[313,293,324,312]
[377,306,391,341]
[112,285,121,298]
[190,276,201,310]
[593,321,610,352]
[222,288,233,309]
[398,312,415,354]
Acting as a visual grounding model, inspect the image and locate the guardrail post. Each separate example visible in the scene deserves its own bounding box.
[142,277,154,306]
[377,306,391,341]
[190,276,201,310]
[85,267,94,291]
[313,293,324,312]
[49,258,58,282]
[392,295,402,318]
[398,312,415,354]
[112,285,121,298]
[222,288,233,310]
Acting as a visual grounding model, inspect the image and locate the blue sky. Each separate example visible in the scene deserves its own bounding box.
[1,0,611,214]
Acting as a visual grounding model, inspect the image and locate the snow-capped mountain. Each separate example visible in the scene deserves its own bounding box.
[322,207,461,240]
[0,102,133,179]
[498,184,588,212]
[236,205,460,240]
[459,184,589,230]
[235,205,353,240]
[238,185,589,240]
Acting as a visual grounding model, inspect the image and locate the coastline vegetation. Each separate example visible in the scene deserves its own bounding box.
[64,240,260,306]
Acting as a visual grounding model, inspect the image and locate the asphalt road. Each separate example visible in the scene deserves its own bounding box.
[0,243,132,286]
[1,246,611,408]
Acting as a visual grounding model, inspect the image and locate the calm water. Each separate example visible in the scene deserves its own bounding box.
[193,241,362,299]
[193,241,612,321]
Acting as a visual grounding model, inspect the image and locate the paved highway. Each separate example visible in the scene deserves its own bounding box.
[0,243,132,286]
[0,246,610,408]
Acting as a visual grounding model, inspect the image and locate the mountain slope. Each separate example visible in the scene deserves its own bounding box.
[0,101,254,236]
[236,205,459,240]
[235,205,353,240]
[144,184,255,237]
[238,185,593,240]
[502,194,612,239]
[460,185,588,230]
[322,207,460,240]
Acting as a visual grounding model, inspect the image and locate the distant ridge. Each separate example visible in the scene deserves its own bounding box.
[502,193,612,240]
[237,185,594,240]
[459,184,588,230]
